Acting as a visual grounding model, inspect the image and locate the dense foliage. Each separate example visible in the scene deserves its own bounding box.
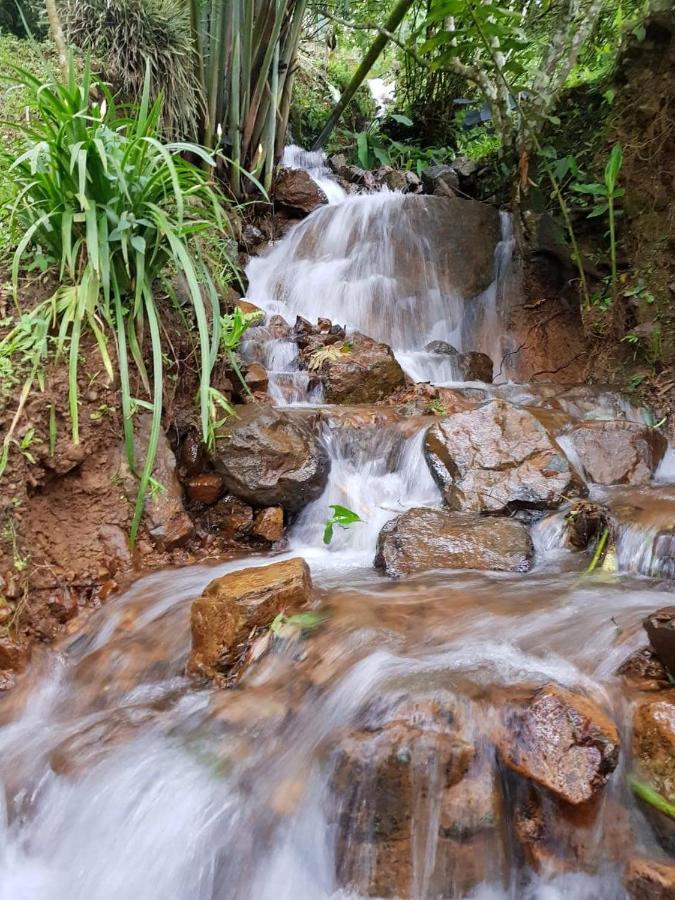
[0,58,229,541]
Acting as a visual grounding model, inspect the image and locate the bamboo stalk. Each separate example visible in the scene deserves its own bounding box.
[312,0,415,150]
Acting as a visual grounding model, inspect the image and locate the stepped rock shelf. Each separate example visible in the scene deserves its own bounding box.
[0,183,673,899]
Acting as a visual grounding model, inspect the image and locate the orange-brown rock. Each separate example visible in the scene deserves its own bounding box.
[201,495,254,539]
[618,647,670,692]
[186,473,225,506]
[244,362,269,393]
[0,635,31,673]
[633,694,675,801]
[274,168,328,215]
[252,507,285,543]
[425,400,583,513]
[627,857,675,899]
[566,420,667,485]
[498,683,620,804]
[187,557,313,681]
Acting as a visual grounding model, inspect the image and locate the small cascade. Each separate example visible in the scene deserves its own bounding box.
[245,193,514,399]
[290,419,441,562]
[280,145,346,204]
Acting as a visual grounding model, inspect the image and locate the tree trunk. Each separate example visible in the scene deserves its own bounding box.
[311,0,415,150]
[44,0,68,79]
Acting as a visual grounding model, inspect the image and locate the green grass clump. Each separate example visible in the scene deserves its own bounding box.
[0,55,230,543]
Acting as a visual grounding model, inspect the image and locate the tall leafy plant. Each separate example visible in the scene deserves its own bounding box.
[0,57,229,542]
[189,0,308,194]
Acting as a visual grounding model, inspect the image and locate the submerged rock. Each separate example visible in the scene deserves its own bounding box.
[626,857,675,899]
[212,406,330,512]
[565,420,667,485]
[645,608,675,675]
[374,507,533,577]
[274,168,327,215]
[331,693,504,897]
[498,683,620,805]
[187,557,312,681]
[302,331,406,404]
[424,399,582,513]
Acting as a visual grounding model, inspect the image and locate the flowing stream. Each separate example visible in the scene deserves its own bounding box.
[0,168,673,899]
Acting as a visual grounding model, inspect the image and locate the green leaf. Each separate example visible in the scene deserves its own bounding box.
[390,114,413,126]
[356,131,370,170]
[330,504,363,526]
[322,521,334,545]
[571,182,605,195]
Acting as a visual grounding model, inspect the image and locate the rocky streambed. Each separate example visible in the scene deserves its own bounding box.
[0,186,672,898]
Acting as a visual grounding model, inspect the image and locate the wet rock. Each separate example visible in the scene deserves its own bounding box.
[305,332,406,404]
[252,507,285,543]
[186,473,225,506]
[654,531,675,579]
[332,693,504,897]
[617,647,670,692]
[425,340,458,355]
[421,164,459,196]
[626,857,675,899]
[177,428,207,480]
[565,421,667,485]
[187,557,313,681]
[645,609,675,675]
[633,694,675,802]
[211,406,330,512]
[457,350,493,382]
[374,507,534,577]
[274,168,328,215]
[425,399,582,513]
[498,683,620,805]
[235,299,263,317]
[201,495,254,538]
[514,786,629,875]
[0,635,31,673]
[564,500,610,550]
[243,362,269,394]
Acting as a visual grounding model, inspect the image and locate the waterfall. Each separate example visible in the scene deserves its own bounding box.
[245,193,514,398]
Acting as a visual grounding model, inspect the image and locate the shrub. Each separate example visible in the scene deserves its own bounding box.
[0,56,229,542]
[60,0,202,139]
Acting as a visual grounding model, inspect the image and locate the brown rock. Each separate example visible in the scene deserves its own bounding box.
[274,168,328,215]
[564,500,610,550]
[617,647,670,692]
[627,857,675,899]
[374,507,534,577]
[498,683,620,805]
[177,429,207,479]
[187,557,313,681]
[0,635,31,673]
[645,608,675,676]
[212,406,330,512]
[235,299,263,317]
[252,507,285,543]
[201,495,254,539]
[186,473,225,506]
[456,350,494,382]
[566,421,667,485]
[244,362,269,393]
[425,400,583,513]
[304,332,406,404]
[633,694,675,801]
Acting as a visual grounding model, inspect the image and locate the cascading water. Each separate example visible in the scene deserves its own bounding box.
[245,191,515,397]
[0,155,673,900]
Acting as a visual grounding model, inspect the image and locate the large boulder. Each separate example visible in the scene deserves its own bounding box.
[424,342,493,382]
[187,557,312,681]
[425,400,583,513]
[302,331,406,404]
[564,420,667,485]
[374,507,534,577]
[212,406,330,512]
[498,683,620,805]
[274,168,328,215]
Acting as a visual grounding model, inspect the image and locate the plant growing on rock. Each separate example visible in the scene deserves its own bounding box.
[308,342,352,372]
[0,57,231,543]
